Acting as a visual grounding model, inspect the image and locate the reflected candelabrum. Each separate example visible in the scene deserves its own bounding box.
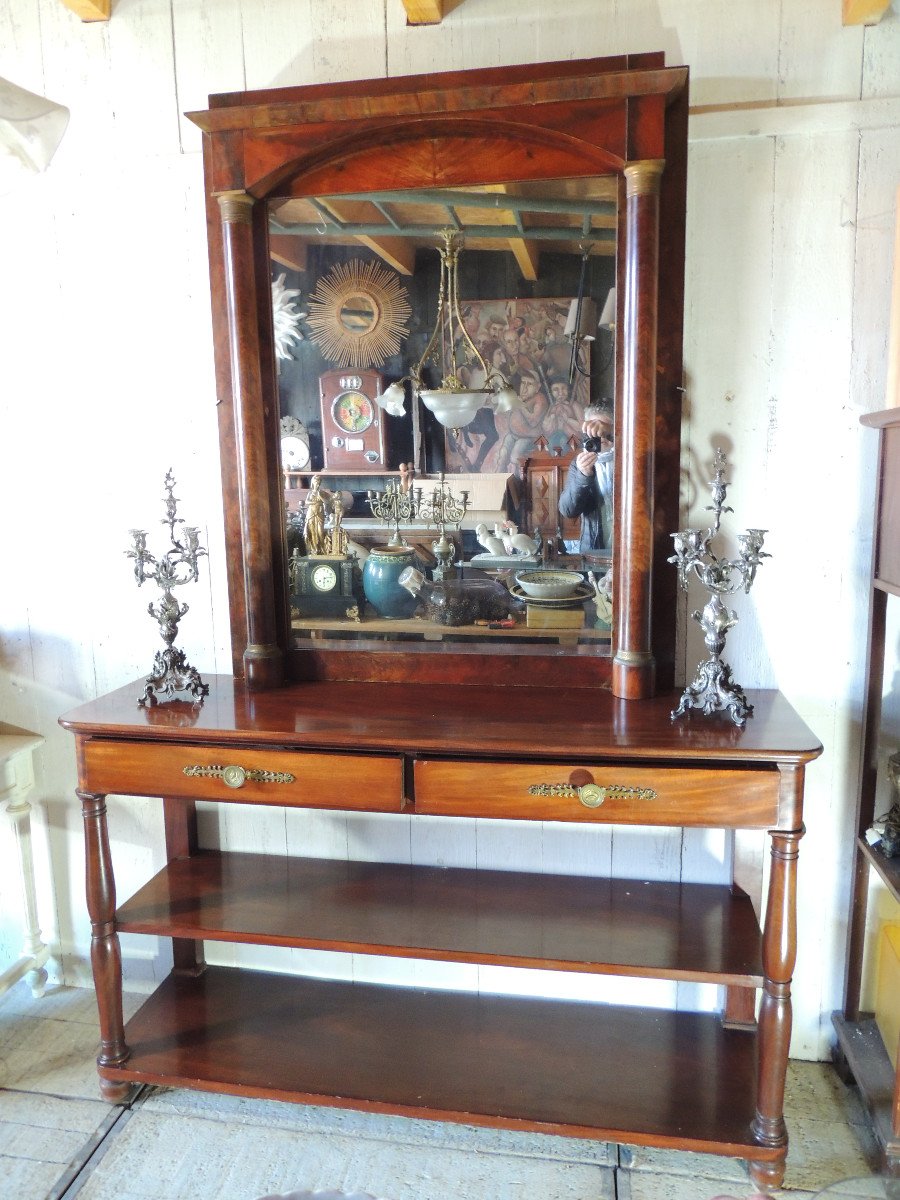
[366,477,424,547]
[418,473,469,579]
[126,470,209,707]
[668,449,769,727]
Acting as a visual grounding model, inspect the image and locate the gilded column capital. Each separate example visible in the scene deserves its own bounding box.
[217,191,255,225]
[624,159,665,197]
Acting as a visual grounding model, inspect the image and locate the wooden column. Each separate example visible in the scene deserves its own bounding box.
[750,763,804,1191]
[163,797,206,976]
[80,790,131,1103]
[218,191,284,691]
[613,160,664,699]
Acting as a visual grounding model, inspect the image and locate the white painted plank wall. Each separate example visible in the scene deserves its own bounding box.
[0,0,898,1057]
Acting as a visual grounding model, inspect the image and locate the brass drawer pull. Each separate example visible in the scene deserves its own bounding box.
[528,782,658,808]
[183,764,295,789]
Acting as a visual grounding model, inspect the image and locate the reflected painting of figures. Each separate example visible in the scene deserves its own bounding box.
[444,296,594,476]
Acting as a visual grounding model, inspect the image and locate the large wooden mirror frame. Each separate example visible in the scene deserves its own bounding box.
[188,52,688,698]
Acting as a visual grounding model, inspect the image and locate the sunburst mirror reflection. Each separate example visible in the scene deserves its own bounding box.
[306,259,411,369]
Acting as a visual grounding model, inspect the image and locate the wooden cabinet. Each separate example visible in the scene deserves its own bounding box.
[834,407,900,1169]
[61,678,821,1191]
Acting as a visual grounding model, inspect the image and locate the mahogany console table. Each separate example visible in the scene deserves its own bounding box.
[61,676,821,1190]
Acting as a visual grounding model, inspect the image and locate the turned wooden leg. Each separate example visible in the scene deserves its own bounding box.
[163,797,206,976]
[80,790,130,1098]
[750,823,803,1189]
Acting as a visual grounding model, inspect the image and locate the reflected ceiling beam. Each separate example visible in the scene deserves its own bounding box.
[318,198,416,275]
[401,0,446,24]
[509,239,540,281]
[492,183,540,281]
[329,189,616,219]
[269,219,617,246]
[59,0,111,19]
[842,0,890,21]
[269,236,307,272]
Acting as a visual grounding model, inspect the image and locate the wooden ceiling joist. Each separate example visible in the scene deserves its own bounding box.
[319,198,416,275]
[269,236,308,272]
[401,0,446,24]
[842,0,891,23]
[509,238,540,281]
[59,0,111,20]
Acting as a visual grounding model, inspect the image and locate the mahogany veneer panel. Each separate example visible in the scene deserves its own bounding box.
[415,759,779,828]
[116,852,763,984]
[79,741,403,811]
[108,965,775,1160]
[60,677,823,767]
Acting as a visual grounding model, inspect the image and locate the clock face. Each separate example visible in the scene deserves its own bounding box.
[281,433,311,471]
[332,390,375,434]
[311,564,338,592]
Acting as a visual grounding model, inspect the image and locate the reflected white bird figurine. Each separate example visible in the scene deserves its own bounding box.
[475,522,507,556]
[500,521,538,557]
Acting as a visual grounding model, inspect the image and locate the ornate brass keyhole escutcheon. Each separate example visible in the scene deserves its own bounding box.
[527,780,658,805]
[577,783,606,808]
[182,764,296,787]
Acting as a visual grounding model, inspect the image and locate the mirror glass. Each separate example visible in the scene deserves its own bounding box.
[339,293,378,333]
[269,176,617,660]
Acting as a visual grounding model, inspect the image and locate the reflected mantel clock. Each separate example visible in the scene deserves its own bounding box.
[320,369,388,470]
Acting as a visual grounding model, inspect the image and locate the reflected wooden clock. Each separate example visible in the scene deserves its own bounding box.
[320,369,389,471]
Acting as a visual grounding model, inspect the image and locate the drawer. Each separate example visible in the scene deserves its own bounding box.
[414,759,780,828]
[79,739,404,811]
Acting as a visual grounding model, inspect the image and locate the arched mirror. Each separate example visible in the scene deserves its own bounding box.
[188,52,688,697]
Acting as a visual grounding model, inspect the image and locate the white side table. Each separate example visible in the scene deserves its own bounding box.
[0,732,49,998]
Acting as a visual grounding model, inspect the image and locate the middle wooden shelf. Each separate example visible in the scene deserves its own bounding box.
[116,850,763,986]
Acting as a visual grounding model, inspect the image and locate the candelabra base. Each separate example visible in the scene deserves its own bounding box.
[138,647,210,708]
[671,655,753,728]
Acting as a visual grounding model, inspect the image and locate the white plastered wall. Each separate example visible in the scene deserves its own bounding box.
[1,0,899,1060]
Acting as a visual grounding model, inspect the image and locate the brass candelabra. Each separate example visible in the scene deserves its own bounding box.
[366,478,424,546]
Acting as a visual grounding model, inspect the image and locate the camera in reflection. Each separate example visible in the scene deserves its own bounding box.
[582,436,606,453]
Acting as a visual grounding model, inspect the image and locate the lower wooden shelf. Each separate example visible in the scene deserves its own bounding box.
[832,1012,900,1162]
[107,965,775,1161]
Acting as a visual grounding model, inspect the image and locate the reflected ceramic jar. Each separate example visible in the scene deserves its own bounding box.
[362,545,419,618]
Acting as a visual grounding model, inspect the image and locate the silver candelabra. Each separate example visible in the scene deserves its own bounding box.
[366,478,423,546]
[669,449,769,727]
[418,473,469,579]
[126,470,209,707]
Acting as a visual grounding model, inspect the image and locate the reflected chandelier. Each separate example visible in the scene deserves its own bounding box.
[379,230,520,429]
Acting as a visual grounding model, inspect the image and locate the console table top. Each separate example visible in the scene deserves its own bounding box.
[60,677,822,766]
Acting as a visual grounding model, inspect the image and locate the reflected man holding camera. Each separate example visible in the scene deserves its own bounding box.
[558,401,614,555]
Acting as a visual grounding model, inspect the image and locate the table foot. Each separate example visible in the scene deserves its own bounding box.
[26,965,48,998]
[748,1155,785,1191]
[99,1076,136,1105]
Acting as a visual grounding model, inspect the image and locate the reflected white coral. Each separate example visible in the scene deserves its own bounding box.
[271,273,307,361]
